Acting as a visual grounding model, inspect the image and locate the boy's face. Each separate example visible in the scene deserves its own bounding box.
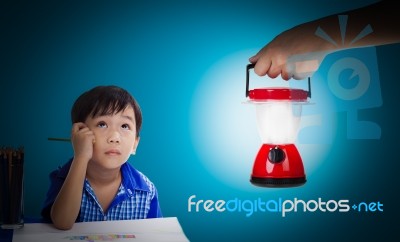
[85,105,139,169]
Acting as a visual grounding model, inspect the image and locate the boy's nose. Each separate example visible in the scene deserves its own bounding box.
[107,131,121,144]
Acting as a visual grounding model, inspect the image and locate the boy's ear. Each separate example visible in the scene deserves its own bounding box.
[132,136,140,155]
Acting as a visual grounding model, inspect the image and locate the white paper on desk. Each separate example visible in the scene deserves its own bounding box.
[13,217,189,242]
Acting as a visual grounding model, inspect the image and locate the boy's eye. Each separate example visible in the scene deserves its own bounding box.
[97,122,107,128]
[122,124,130,130]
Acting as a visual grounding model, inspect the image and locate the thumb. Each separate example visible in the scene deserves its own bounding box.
[249,54,260,63]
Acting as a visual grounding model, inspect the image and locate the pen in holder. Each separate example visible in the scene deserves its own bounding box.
[0,147,24,229]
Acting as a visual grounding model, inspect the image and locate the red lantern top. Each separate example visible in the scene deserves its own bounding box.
[248,87,309,101]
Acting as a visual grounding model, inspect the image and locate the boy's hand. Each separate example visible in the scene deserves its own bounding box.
[71,122,95,162]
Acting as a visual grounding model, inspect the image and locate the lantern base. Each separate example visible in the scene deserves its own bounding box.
[250,144,306,188]
[250,177,306,187]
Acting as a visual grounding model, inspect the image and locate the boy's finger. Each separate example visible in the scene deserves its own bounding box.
[72,122,87,132]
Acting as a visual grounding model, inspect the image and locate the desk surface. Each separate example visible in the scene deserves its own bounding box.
[2,217,189,242]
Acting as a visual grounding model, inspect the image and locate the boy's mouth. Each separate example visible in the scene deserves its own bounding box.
[105,149,121,155]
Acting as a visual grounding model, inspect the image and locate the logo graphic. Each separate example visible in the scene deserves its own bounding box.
[296,14,382,142]
[315,15,373,47]
[188,195,384,218]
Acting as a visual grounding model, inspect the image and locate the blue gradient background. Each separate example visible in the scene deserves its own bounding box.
[1,0,399,241]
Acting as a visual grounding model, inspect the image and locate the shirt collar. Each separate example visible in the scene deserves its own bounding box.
[120,162,150,193]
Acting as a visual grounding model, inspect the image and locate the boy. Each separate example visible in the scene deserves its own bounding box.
[41,85,162,230]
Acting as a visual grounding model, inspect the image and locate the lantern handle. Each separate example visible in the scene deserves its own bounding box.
[245,63,255,97]
[246,63,312,98]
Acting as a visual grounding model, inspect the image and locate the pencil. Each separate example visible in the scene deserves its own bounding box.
[47,137,71,142]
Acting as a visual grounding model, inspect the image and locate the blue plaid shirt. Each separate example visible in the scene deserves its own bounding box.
[41,158,162,222]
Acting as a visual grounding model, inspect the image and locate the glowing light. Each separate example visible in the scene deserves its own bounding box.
[254,102,302,144]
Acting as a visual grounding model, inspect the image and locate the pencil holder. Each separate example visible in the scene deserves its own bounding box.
[0,147,24,229]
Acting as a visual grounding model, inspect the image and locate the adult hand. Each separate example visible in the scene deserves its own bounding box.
[249,23,333,80]
[249,1,400,81]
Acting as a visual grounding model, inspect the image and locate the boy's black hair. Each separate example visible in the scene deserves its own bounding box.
[71,85,142,137]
